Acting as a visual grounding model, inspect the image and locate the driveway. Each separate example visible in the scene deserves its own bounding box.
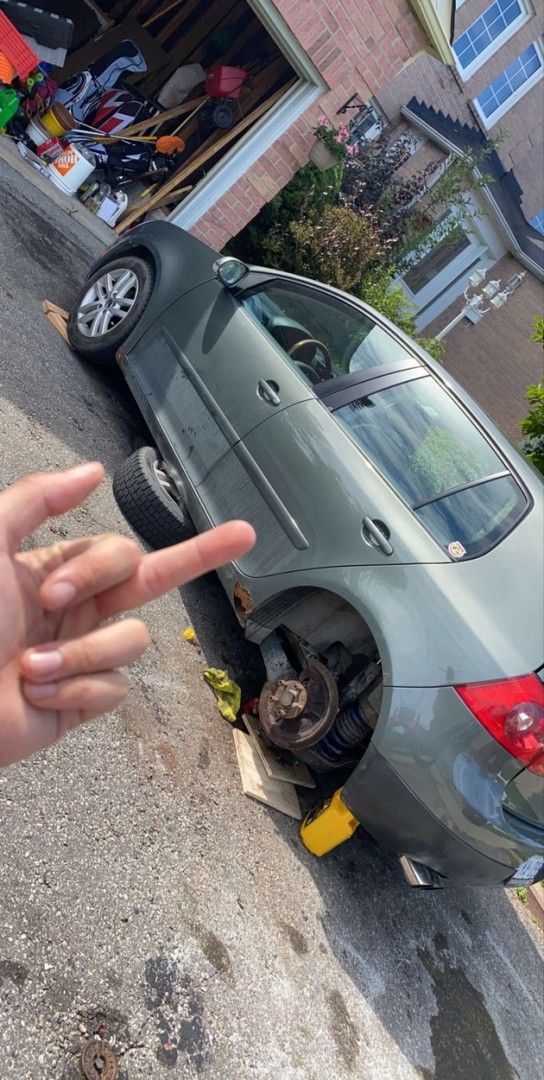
[0,157,542,1080]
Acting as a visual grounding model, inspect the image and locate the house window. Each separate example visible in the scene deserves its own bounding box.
[404,229,472,294]
[453,0,530,79]
[473,42,544,125]
[530,209,544,233]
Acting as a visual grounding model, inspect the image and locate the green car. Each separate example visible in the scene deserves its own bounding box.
[68,221,544,890]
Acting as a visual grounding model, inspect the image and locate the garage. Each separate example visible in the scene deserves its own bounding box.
[1,0,304,230]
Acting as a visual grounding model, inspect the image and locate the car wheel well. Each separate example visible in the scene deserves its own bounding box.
[247,585,381,669]
[251,588,384,769]
[119,244,156,275]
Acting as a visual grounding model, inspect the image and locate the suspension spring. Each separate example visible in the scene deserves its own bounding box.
[313,702,373,764]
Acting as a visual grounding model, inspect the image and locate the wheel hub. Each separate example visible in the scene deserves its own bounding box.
[269,679,308,720]
[259,660,339,750]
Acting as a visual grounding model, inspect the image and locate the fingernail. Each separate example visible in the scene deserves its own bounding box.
[25,681,58,699]
[44,582,77,608]
[26,650,63,676]
[67,462,103,479]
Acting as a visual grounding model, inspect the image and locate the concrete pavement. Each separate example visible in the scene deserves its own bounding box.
[0,156,543,1080]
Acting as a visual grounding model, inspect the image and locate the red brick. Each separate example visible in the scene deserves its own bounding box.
[187,1,434,244]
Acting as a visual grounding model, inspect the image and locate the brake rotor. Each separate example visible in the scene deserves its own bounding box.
[259,659,338,750]
[81,1040,118,1080]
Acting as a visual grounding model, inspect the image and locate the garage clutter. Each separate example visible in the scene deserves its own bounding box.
[0,0,258,230]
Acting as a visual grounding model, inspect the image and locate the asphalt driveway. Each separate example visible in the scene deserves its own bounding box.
[0,156,542,1080]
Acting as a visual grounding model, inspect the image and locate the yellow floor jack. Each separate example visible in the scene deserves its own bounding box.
[300,787,360,856]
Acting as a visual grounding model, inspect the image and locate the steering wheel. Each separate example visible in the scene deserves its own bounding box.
[288,337,333,381]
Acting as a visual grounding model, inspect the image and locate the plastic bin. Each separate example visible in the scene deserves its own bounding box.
[205,66,247,100]
[0,10,39,79]
[0,86,18,128]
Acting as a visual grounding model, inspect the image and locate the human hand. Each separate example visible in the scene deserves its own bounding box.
[0,462,255,766]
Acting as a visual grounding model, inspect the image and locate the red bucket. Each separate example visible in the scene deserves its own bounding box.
[205,66,247,100]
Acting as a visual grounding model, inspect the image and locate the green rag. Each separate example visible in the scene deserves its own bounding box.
[203,668,242,724]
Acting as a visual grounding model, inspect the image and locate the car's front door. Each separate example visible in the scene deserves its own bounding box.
[191,282,446,581]
[128,275,315,490]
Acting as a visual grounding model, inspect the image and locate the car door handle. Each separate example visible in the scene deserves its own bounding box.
[362,517,394,556]
[257,379,281,406]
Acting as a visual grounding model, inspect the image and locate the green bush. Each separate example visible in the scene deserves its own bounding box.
[281,205,382,292]
[226,161,342,265]
[358,269,445,360]
[519,381,544,474]
[531,316,544,346]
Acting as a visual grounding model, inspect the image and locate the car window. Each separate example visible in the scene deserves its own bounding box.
[334,376,527,558]
[240,280,415,386]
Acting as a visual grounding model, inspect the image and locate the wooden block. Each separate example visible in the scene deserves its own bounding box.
[232,729,302,820]
[242,714,315,789]
[47,312,70,343]
[43,300,69,320]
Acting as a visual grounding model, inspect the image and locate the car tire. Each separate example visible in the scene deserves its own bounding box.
[113,446,195,549]
[67,255,155,367]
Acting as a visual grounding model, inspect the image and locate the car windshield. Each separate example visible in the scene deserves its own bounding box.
[241,280,416,384]
[335,376,527,558]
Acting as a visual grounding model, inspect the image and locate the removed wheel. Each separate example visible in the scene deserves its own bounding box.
[67,255,155,367]
[113,446,195,549]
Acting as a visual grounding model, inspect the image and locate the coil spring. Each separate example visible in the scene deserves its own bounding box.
[313,702,372,764]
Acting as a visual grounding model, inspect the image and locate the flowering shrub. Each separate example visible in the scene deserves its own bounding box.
[287,205,382,291]
[312,115,358,160]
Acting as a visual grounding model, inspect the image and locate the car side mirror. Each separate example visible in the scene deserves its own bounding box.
[214,256,249,288]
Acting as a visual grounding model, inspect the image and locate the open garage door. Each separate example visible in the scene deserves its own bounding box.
[33,0,313,229]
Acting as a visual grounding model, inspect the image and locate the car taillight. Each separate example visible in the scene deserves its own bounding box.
[455,674,544,775]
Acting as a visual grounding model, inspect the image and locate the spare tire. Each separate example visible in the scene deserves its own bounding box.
[113,446,195,549]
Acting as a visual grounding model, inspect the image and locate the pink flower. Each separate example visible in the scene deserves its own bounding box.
[347,144,357,156]
[334,134,344,143]
[318,114,328,125]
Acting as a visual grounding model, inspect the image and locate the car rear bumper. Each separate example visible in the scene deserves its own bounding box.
[342,743,543,886]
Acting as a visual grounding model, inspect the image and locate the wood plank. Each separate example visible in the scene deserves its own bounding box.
[46,312,70,343]
[43,300,69,320]
[242,715,316,789]
[155,0,201,44]
[116,86,285,232]
[143,0,185,29]
[107,96,208,139]
[109,0,152,20]
[232,729,302,820]
[143,183,192,212]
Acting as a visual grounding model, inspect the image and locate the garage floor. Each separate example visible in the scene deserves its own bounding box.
[0,155,543,1080]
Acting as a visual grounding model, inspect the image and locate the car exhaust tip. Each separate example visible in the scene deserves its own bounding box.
[399,855,444,889]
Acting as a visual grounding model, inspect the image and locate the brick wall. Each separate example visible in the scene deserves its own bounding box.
[190,0,427,249]
[424,256,544,439]
[377,0,544,220]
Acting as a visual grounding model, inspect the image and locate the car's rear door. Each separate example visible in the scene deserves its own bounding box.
[202,356,528,582]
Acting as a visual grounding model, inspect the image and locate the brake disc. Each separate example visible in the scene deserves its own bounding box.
[81,1040,118,1080]
[259,659,338,750]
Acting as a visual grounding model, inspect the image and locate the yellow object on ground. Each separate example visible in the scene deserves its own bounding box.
[183,628,196,642]
[300,787,360,856]
[203,668,241,724]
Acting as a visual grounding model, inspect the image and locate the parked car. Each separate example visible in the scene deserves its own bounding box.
[68,221,544,889]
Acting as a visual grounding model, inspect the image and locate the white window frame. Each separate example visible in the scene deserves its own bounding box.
[396,189,507,329]
[530,209,544,233]
[169,0,325,231]
[400,213,488,324]
[453,0,531,81]
[348,100,384,145]
[473,39,544,127]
